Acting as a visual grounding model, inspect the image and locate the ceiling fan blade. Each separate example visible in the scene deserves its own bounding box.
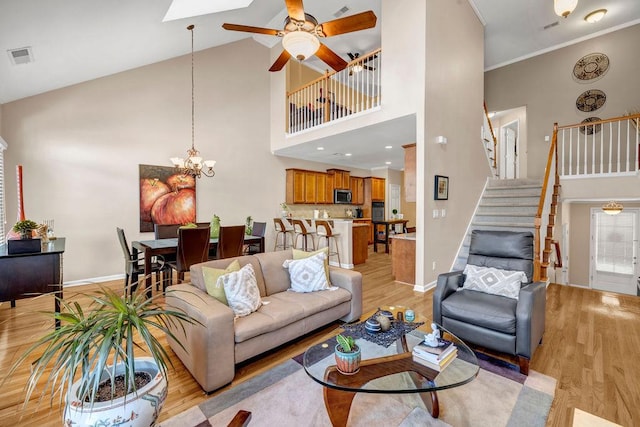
[319,11,377,37]
[222,23,281,36]
[269,50,291,72]
[285,0,306,22]
[316,43,348,72]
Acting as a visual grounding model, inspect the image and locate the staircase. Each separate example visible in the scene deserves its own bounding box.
[483,102,499,178]
[453,178,542,271]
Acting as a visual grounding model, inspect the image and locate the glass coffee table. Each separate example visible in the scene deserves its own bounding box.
[303,306,479,426]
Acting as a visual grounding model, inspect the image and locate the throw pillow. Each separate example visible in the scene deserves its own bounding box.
[283,252,331,293]
[202,259,240,305]
[292,247,331,285]
[220,263,262,317]
[461,264,526,300]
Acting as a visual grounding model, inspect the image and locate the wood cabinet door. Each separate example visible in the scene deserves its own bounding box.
[304,172,317,203]
[286,169,306,204]
[316,173,329,204]
[350,177,364,205]
[372,178,385,201]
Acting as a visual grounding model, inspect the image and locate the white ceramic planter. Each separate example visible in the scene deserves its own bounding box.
[64,357,167,427]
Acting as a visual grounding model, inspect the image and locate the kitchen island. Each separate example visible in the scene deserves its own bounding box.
[286,218,369,269]
[390,232,416,284]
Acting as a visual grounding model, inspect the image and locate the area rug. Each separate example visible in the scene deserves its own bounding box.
[159,340,556,427]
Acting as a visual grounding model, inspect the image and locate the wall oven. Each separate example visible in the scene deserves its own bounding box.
[334,189,352,204]
[372,201,385,222]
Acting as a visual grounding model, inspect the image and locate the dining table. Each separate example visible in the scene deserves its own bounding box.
[132,235,265,297]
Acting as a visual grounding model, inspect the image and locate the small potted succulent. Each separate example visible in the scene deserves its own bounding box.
[392,209,398,219]
[13,219,39,239]
[335,334,361,375]
[280,202,289,218]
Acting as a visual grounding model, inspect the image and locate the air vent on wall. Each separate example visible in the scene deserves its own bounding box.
[7,46,34,65]
[334,6,349,18]
[543,21,560,30]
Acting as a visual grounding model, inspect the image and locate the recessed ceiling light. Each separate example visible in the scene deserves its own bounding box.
[385,145,392,149]
[584,9,607,23]
[345,153,352,156]
[385,161,391,165]
[317,147,324,151]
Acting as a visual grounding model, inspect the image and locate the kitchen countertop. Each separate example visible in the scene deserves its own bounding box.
[390,232,416,241]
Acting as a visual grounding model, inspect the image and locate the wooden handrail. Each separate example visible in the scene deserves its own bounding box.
[552,240,562,268]
[286,48,382,96]
[557,112,640,130]
[536,123,558,219]
[483,102,498,169]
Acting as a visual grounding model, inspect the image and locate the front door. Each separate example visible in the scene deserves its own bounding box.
[590,208,639,295]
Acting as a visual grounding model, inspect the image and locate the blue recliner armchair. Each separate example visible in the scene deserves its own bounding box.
[433,230,546,375]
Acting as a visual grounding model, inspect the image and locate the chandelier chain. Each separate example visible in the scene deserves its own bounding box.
[190,24,195,152]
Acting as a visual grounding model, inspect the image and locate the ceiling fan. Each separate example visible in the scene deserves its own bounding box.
[222,0,377,72]
[347,52,377,75]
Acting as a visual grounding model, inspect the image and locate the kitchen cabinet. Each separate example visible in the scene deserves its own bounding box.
[350,177,364,205]
[286,169,330,204]
[353,219,372,244]
[352,223,369,265]
[327,169,351,190]
[403,143,416,202]
[372,177,385,201]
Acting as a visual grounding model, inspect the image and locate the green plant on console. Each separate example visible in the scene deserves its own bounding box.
[13,219,39,238]
[245,216,253,235]
[210,214,221,238]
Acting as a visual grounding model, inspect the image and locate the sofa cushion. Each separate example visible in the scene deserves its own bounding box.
[254,250,293,296]
[461,264,525,300]
[191,256,267,297]
[441,289,517,334]
[233,288,352,343]
[283,252,330,293]
[292,247,331,286]
[202,260,240,304]
[221,264,262,317]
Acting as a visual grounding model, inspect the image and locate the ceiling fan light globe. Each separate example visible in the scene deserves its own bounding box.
[282,31,319,62]
[554,0,578,18]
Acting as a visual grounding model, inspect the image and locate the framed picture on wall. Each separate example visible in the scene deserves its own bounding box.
[434,175,449,200]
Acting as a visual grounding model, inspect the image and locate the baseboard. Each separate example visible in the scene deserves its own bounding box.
[413,280,436,293]
[63,274,124,287]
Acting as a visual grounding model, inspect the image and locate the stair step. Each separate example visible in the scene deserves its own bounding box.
[486,178,542,187]
[470,221,535,229]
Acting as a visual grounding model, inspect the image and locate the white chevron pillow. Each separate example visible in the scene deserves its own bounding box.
[220,263,262,317]
[283,252,330,293]
[461,264,526,300]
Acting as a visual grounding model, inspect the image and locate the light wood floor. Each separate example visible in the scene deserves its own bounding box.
[0,250,638,426]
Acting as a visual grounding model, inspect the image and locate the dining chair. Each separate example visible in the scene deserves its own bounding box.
[154,223,181,239]
[117,227,167,294]
[292,219,316,252]
[217,225,246,259]
[244,221,266,255]
[315,220,341,266]
[166,227,211,286]
[273,218,294,251]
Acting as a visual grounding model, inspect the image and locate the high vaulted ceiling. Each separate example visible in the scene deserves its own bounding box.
[1,1,639,170]
[2,0,639,105]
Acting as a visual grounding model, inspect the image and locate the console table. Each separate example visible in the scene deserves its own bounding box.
[0,238,65,326]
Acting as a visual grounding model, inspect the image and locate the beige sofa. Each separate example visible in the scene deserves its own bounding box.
[165,249,363,393]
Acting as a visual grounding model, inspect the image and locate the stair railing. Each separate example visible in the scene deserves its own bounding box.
[534,123,560,282]
[482,102,498,171]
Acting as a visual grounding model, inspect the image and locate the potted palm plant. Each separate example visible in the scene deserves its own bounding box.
[334,334,361,375]
[4,284,198,426]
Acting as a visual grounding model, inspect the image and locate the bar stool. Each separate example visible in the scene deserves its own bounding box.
[292,219,317,252]
[315,220,341,266]
[273,218,294,251]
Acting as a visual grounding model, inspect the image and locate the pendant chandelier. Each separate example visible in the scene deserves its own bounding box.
[170,24,215,178]
[602,201,623,215]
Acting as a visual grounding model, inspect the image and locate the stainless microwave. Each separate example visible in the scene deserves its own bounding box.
[334,189,352,204]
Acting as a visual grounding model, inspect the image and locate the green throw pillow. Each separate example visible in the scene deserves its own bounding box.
[292,247,331,285]
[203,259,240,305]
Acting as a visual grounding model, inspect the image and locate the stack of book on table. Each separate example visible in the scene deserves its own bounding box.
[412,338,457,372]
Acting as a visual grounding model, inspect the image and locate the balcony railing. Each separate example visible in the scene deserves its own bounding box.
[558,113,640,178]
[287,49,381,134]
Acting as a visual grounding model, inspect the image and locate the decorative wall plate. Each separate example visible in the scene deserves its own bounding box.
[579,117,602,135]
[573,53,609,81]
[576,89,606,112]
